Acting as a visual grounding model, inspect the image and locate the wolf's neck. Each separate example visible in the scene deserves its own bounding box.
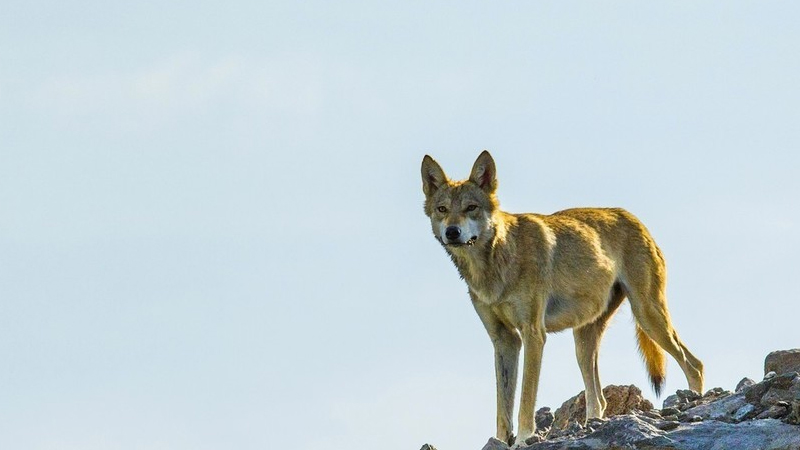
[448,212,516,291]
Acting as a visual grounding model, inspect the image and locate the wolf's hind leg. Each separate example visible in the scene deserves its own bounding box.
[626,283,704,395]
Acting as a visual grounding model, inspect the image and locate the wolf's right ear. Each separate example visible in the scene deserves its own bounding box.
[421,155,447,196]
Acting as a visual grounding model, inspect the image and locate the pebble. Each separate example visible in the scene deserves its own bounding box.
[657,421,680,431]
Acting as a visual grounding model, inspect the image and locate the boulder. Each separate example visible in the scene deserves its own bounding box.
[552,385,653,430]
[765,349,800,377]
[480,438,508,450]
[681,392,747,422]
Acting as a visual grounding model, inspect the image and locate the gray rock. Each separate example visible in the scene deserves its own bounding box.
[761,372,800,409]
[703,387,726,397]
[480,437,509,450]
[662,394,682,409]
[419,445,437,450]
[676,389,701,402]
[524,415,667,450]
[765,371,778,380]
[756,404,790,420]
[765,349,800,377]
[682,392,747,422]
[656,420,680,431]
[736,377,755,392]
[535,407,554,430]
[732,403,757,422]
[653,419,800,450]
[661,407,681,417]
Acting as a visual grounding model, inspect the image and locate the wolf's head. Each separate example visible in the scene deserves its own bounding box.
[421,151,500,249]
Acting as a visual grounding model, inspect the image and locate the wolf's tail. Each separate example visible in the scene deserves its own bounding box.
[636,325,666,396]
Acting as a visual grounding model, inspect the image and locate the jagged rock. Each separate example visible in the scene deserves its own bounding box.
[733,403,757,421]
[535,407,554,430]
[480,437,508,450]
[526,415,670,450]
[657,420,680,431]
[682,391,746,422]
[736,377,755,392]
[551,384,653,430]
[703,387,726,397]
[760,372,800,408]
[765,349,800,377]
[661,407,681,417]
[662,393,682,409]
[419,445,437,450]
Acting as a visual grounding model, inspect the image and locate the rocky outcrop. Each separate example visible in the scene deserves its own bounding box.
[765,349,800,378]
[420,349,800,450]
[550,385,653,431]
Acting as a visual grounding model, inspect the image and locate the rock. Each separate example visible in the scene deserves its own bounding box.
[661,407,681,417]
[755,404,790,420]
[656,420,680,431]
[789,399,800,425]
[761,372,800,408]
[682,392,747,422]
[736,377,755,392]
[662,393,683,409]
[653,419,800,450]
[461,350,800,450]
[480,437,508,450]
[535,407,554,430]
[676,389,702,402]
[765,349,800,377]
[419,445,437,450]
[703,387,726,397]
[524,415,669,450]
[552,384,653,430]
[732,403,757,422]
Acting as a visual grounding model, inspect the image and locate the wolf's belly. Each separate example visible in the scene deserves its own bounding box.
[544,294,604,332]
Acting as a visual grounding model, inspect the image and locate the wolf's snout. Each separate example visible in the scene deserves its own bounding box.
[445,226,461,241]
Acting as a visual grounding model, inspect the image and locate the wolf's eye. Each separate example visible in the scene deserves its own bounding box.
[437,206,447,213]
[466,205,478,212]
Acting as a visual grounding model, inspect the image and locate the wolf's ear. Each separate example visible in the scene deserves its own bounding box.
[469,150,497,193]
[421,155,447,196]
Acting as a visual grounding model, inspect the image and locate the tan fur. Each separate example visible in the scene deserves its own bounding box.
[421,151,704,447]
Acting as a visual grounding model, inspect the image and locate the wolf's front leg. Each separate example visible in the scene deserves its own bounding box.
[472,300,521,445]
[492,328,521,444]
[514,325,546,448]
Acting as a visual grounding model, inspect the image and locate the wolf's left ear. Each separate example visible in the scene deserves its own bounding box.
[421,155,447,196]
[469,150,497,193]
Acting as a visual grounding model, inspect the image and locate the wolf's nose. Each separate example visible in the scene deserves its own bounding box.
[445,226,461,240]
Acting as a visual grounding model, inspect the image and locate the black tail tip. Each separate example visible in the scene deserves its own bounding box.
[651,375,665,397]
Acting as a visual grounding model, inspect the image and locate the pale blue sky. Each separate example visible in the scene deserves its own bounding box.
[1,2,799,450]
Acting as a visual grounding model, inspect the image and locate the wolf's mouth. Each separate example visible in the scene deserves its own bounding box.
[441,236,478,247]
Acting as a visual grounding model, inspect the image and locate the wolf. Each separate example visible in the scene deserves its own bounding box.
[421,151,704,447]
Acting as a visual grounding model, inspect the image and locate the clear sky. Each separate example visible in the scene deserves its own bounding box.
[1,2,799,450]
